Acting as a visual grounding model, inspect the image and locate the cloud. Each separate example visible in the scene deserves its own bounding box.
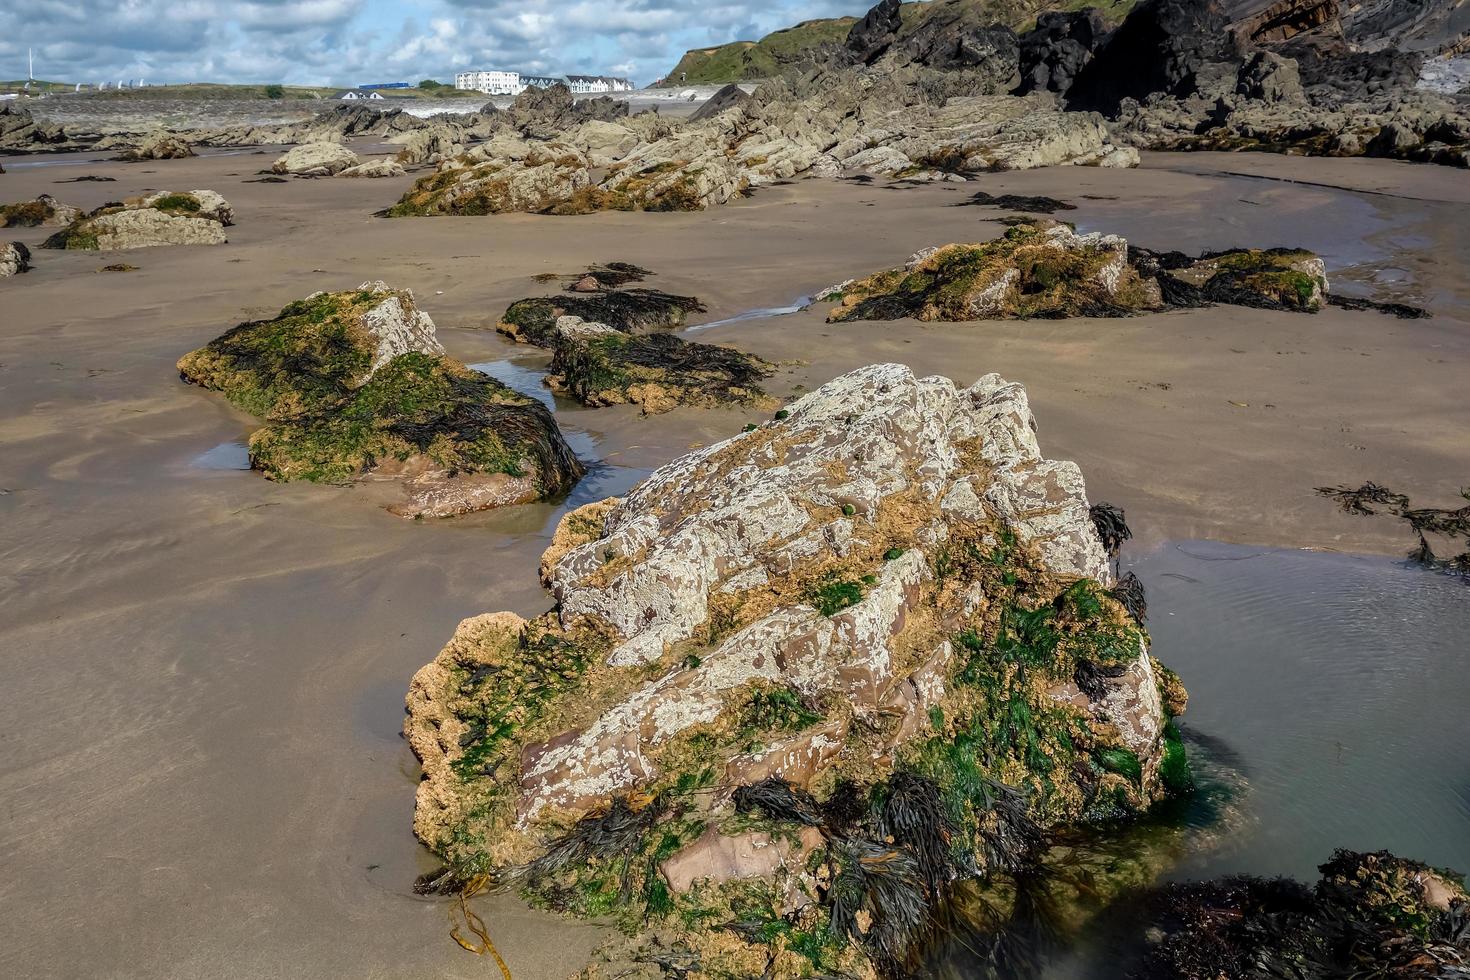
[1,0,875,86]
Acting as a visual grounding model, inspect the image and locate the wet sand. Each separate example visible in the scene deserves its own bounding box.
[2,146,1468,978]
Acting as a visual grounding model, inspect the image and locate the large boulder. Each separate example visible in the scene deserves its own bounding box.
[405,362,1187,975]
[271,142,360,177]
[41,191,232,250]
[177,282,584,517]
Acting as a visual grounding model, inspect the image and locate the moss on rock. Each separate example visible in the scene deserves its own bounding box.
[247,352,580,492]
[178,284,583,513]
[498,288,707,347]
[827,223,1162,323]
[546,331,776,414]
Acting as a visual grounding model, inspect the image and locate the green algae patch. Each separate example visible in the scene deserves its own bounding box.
[498,288,707,346]
[827,224,1161,323]
[177,285,584,509]
[177,288,390,418]
[546,331,776,414]
[1183,247,1328,312]
[0,198,61,227]
[247,352,578,490]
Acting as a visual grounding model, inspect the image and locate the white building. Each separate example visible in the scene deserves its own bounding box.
[565,75,634,94]
[565,74,610,95]
[337,89,386,100]
[455,69,521,95]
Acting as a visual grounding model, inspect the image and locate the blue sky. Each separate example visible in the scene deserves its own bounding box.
[2,0,876,88]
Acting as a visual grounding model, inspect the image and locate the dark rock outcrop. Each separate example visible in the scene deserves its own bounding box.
[1066,0,1244,115]
[688,82,753,122]
[1137,850,1470,979]
[844,0,905,65]
[1016,9,1110,95]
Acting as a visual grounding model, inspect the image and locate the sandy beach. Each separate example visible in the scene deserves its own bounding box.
[2,144,1467,978]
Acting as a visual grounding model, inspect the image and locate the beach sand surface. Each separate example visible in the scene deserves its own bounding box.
[1,145,1466,978]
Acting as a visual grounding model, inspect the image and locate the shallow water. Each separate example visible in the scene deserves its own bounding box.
[686,295,812,332]
[926,540,1470,978]
[1136,540,1470,881]
[189,440,250,470]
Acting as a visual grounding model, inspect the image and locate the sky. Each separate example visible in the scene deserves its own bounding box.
[1,0,879,89]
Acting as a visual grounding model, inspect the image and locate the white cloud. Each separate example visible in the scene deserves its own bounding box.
[1,0,877,87]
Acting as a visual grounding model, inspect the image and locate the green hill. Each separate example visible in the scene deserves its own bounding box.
[660,0,1139,86]
[663,17,859,84]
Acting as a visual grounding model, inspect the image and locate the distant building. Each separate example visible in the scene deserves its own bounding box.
[359,82,410,90]
[455,69,521,95]
[565,74,609,95]
[336,89,386,100]
[565,75,635,94]
[455,69,635,97]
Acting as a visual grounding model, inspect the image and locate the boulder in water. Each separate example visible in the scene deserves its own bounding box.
[177,282,583,516]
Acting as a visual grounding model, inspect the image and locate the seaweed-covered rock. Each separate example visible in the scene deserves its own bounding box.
[271,142,360,177]
[40,190,233,250]
[826,224,1163,323]
[498,288,706,346]
[546,321,776,413]
[1150,246,1329,311]
[826,227,1333,323]
[404,363,1186,976]
[1,241,31,277]
[178,282,583,516]
[113,132,195,161]
[1137,850,1470,979]
[0,194,81,228]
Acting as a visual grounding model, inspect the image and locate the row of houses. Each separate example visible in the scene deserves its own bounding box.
[453,70,634,96]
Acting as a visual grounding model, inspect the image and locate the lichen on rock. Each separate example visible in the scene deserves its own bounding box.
[404,363,1189,975]
[40,190,233,251]
[177,282,583,517]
